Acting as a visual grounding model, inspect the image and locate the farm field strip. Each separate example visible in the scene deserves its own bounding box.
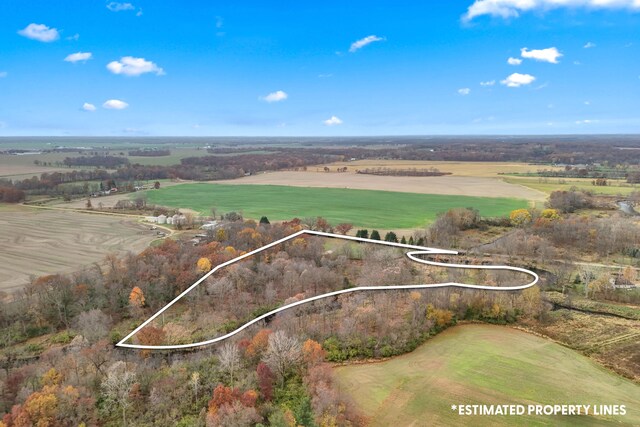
[504,176,639,195]
[219,171,545,201]
[144,183,529,229]
[324,159,563,177]
[0,207,155,291]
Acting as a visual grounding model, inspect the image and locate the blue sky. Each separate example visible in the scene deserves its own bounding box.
[0,0,639,136]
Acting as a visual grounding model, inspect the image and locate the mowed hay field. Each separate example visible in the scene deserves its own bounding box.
[0,154,72,181]
[504,176,640,196]
[145,183,528,229]
[335,325,640,427]
[220,171,545,202]
[324,159,562,178]
[0,205,155,291]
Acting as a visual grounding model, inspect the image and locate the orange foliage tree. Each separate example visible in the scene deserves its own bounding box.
[302,339,326,366]
[7,369,96,427]
[197,257,212,273]
[137,326,166,347]
[245,329,272,361]
[129,286,145,307]
[207,384,260,426]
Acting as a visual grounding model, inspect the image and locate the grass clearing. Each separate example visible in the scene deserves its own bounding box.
[144,183,528,229]
[528,309,640,381]
[335,324,640,426]
[504,176,639,196]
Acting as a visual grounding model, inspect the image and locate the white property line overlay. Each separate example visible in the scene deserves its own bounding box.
[117,229,538,350]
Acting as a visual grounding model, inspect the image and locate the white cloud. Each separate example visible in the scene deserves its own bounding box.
[501,73,536,87]
[106,2,134,12]
[584,100,591,105]
[103,99,129,110]
[136,8,143,17]
[324,116,343,126]
[107,56,164,76]
[0,72,7,78]
[521,47,562,63]
[261,90,288,103]
[349,35,385,53]
[458,88,471,95]
[507,57,522,65]
[463,0,640,22]
[82,103,97,112]
[480,80,495,86]
[576,119,598,124]
[584,41,596,48]
[214,16,224,36]
[64,52,92,63]
[66,33,80,41]
[18,23,59,42]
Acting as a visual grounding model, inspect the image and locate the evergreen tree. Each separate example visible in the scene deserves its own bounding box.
[408,236,415,245]
[384,232,398,243]
[356,229,369,239]
[260,216,270,225]
[400,236,407,244]
[370,230,381,240]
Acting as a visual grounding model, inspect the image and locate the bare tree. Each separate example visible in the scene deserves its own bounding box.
[218,342,241,387]
[190,371,201,406]
[263,330,302,385]
[74,309,111,344]
[101,361,136,426]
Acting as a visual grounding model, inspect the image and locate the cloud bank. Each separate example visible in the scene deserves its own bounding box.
[463,0,640,22]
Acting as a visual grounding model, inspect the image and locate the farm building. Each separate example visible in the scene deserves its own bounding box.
[173,214,187,225]
[157,214,167,224]
[609,275,638,290]
[201,221,219,230]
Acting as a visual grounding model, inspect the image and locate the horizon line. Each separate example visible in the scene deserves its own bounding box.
[2,133,640,139]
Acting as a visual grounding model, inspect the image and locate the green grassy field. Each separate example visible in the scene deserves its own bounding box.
[144,183,527,229]
[335,324,640,427]
[504,177,639,195]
